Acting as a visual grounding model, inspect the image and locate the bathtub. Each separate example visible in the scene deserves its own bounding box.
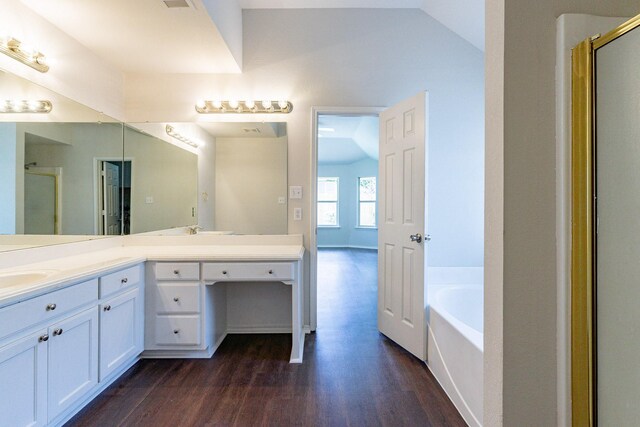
[427,283,483,427]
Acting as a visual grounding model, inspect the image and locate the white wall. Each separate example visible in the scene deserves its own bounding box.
[124,9,485,327]
[0,1,124,120]
[318,158,378,249]
[485,1,640,425]
[0,124,18,234]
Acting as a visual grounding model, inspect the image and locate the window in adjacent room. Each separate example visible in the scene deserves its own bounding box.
[318,177,339,226]
[358,176,376,227]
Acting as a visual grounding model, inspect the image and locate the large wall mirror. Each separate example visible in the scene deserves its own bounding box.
[0,68,289,252]
[125,121,288,236]
[0,69,121,251]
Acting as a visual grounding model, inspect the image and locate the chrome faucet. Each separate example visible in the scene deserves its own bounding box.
[187,225,202,235]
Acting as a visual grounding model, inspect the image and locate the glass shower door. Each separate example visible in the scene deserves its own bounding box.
[595,23,640,425]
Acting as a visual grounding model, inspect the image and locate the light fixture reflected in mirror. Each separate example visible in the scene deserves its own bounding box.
[165,124,200,148]
[0,99,52,113]
[195,100,293,114]
[0,37,49,73]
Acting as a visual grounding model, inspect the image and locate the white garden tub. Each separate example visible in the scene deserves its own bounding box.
[427,283,483,427]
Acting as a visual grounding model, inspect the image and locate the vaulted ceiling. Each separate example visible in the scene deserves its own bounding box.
[19,0,483,77]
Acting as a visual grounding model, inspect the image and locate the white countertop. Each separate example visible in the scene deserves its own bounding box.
[0,243,305,309]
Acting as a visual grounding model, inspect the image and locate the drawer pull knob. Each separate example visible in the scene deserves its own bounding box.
[268,270,273,274]
[222,270,227,275]
[46,303,56,311]
[173,329,180,334]
[173,297,180,302]
[53,328,63,336]
[173,270,180,275]
[38,334,49,342]
[121,277,128,284]
[104,305,112,312]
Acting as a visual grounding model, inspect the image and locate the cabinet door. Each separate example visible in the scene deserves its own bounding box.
[47,307,99,422]
[0,330,48,427]
[100,287,143,381]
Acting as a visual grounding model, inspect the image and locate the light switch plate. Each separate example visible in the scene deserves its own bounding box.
[278,196,286,204]
[293,207,302,221]
[145,196,154,204]
[289,186,303,199]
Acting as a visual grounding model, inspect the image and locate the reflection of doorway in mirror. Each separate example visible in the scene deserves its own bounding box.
[101,161,120,235]
[24,167,62,235]
[95,159,132,235]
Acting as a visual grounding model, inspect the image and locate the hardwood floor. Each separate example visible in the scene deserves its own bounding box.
[66,248,465,426]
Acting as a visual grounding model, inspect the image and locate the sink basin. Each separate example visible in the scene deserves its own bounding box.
[0,270,56,289]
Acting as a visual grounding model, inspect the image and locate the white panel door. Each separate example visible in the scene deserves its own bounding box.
[99,287,143,381]
[102,161,120,235]
[47,307,98,422]
[0,330,48,427]
[378,92,428,360]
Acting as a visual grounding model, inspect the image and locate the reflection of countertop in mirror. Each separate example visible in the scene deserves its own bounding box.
[0,234,304,308]
[0,235,108,253]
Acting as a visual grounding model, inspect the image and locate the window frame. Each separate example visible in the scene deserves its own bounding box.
[317,177,340,227]
[357,176,377,228]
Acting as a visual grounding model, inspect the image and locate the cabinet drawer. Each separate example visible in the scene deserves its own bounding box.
[202,262,294,282]
[154,316,201,346]
[0,279,97,341]
[100,265,141,298]
[155,263,200,281]
[155,283,200,314]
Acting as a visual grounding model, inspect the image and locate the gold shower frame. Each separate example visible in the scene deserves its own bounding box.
[571,13,640,427]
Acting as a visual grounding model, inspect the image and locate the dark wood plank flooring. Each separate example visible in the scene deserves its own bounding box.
[66,248,465,426]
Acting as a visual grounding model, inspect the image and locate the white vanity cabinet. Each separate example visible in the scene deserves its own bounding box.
[98,265,144,381]
[0,329,48,427]
[47,307,99,421]
[145,262,209,355]
[0,279,98,427]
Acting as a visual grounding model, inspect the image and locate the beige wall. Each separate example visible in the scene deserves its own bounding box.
[214,136,287,235]
[485,2,640,425]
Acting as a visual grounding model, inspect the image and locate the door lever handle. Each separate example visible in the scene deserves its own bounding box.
[409,233,422,243]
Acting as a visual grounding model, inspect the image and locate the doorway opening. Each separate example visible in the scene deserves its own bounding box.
[311,110,381,332]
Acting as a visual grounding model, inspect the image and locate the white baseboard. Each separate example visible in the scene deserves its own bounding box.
[227,324,292,334]
[142,346,216,359]
[318,245,377,250]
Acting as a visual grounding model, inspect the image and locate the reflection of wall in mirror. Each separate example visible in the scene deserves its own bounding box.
[215,136,287,235]
[0,123,18,234]
[124,127,198,234]
[22,123,121,234]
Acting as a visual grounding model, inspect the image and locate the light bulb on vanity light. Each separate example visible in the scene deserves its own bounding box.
[211,100,222,109]
[195,100,206,110]
[244,100,255,110]
[278,100,288,109]
[262,100,272,110]
[228,100,239,109]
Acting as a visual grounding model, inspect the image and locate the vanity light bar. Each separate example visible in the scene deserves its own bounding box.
[0,100,52,113]
[165,125,200,148]
[195,100,293,114]
[0,37,49,73]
